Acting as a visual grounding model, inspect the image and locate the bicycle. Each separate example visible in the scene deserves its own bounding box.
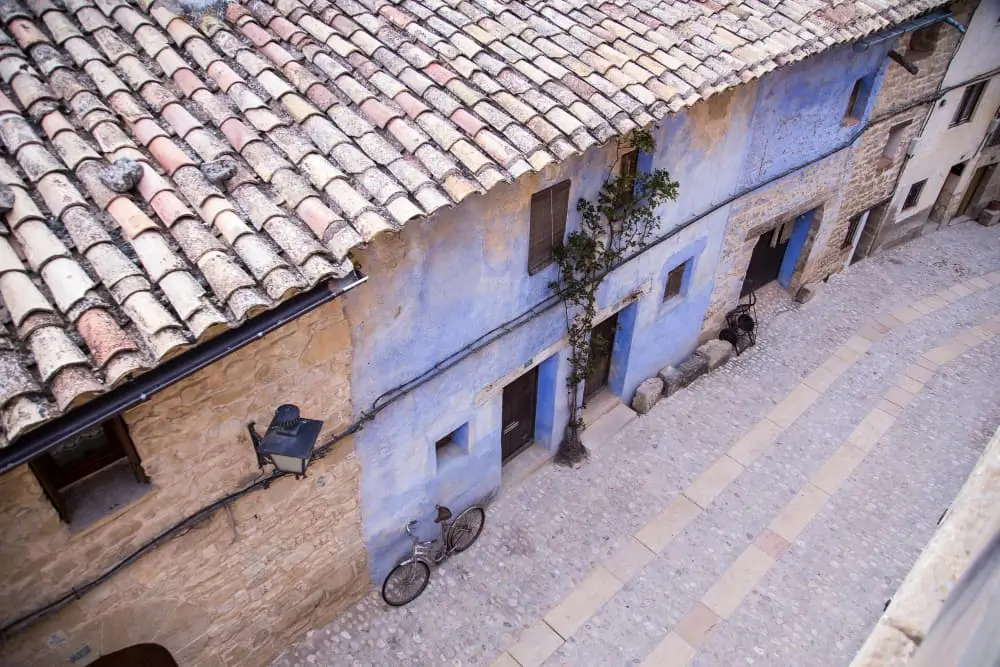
[381,504,486,606]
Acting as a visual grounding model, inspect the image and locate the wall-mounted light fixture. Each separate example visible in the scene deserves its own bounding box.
[248,405,323,477]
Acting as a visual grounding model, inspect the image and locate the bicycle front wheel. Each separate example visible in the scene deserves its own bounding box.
[381,560,431,606]
[447,506,486,553]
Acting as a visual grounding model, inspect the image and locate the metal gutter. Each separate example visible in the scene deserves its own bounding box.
[0,270,368,476]
[853,8,954,51]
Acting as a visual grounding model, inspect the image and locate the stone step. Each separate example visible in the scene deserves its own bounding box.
[583,402,637,453]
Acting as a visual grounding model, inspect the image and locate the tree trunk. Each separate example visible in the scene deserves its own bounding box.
[554,386,589,466]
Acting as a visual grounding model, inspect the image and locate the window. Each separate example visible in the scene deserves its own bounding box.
[434,423,469,471]
[528,181,570,273]
[621,149,639,206]
[902,179,926,210]
[30,417,149,528]
[907,23,940,60]
[951,82,987,126]
[844,77,868,122]
[664,261,688,301]
[882,121,912,161]
[842,213,863,249]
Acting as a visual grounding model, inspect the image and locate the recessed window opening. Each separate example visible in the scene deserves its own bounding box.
[30,417,150,529]
[664,261,689,301]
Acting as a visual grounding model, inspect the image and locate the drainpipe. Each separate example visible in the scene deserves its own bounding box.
[0,271,368,476]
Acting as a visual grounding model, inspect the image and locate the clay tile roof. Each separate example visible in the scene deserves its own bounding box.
[0,0,945,446]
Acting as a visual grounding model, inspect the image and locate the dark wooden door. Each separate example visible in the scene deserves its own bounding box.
[501,367,538,462]
[584,313,618,399]
[742,226,789,296]
[958,165,993,217]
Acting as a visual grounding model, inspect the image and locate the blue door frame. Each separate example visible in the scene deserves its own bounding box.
[778,210,814,288]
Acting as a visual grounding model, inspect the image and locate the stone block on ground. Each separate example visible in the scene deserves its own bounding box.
[631,377,663,414]
[658,365,683,397]
[675,354,708,388]
[696,339,734,371]
[796,281,824,304]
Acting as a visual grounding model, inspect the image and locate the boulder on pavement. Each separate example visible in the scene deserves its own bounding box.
[696,339,734,371]
[796,281,823,304]
[676,353,708,388]
[631,377,663,414]
[658,365,683,397]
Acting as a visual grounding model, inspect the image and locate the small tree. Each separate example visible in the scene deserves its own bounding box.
[551,130,679,466]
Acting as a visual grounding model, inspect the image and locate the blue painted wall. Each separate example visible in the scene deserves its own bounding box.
[739,42,892,188]
[342,37,901,585]
[343,82,760,584]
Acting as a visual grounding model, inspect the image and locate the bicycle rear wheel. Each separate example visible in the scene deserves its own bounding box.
[447,506,486,553]
[381,560,431,606]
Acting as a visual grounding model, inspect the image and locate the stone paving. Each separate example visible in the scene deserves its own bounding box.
[274,223,1000,667]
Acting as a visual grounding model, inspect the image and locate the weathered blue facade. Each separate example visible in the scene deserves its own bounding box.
[343,38,898,585]
[739,43,890,188]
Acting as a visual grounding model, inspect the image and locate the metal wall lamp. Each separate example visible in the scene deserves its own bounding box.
[247,404,323,477]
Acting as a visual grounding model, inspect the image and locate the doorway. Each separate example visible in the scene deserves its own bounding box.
[584,312,618,399]
[930,162,966,223]
[958,164,995,217]
[501,366,538,462]
[742,226,788,296]
[90,645,178,667]
[851,201,889,264]
[742,210,815,295]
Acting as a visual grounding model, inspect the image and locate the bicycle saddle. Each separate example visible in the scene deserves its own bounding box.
[434,505,453,523]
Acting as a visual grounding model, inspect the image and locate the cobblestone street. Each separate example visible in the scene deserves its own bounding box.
[275,223,1000,667]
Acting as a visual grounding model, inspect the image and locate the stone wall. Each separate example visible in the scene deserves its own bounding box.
[701,150,851,338]
[820,4,972,267]
[0,297,368,667]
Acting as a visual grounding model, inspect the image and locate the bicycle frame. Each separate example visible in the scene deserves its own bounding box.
[405,519,448,565]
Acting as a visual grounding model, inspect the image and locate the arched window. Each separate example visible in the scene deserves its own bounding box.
[89,644,178,667]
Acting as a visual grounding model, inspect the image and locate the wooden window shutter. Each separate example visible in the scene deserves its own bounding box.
[106,417,149,484]
[29,456,71,523]
[528,189,552,272]
[551,181,570,250]
[528,181,571,273]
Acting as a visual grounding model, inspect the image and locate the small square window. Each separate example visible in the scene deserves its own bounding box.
[902,179,926,210]
[951,82,987,126]
[434,423,469,472]
[528,181,571,274]
[30,417,150,529]
[842,213,863,249]
[664,261,688,301]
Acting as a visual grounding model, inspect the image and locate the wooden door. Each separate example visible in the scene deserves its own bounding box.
[501,367,538,462]
[584,313,618,399]
[742,226,789,296]
[958,165,993,217]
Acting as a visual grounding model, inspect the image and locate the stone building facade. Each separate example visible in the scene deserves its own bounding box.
[703,150,852,336]
[0,299,367,667]
[882,0,1000,243]
[835,0,977,261]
